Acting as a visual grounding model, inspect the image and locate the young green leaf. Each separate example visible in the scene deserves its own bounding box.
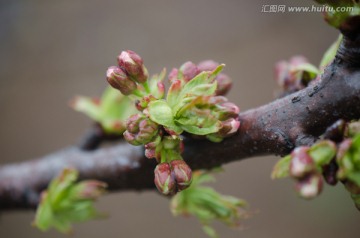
[148,100,183,134]
[319,35,342,69]
[309,140,337,166]
[271,155,291,179]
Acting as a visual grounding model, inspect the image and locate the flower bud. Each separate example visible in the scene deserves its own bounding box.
[217,102,240,120]
[154,163,176,195]
[75,180,107,199]
[179,61,200,82]
[144,135,162,161]
[197,60,219,71]
[170,160,192,191]
[274,56,315,91]
[295,173,323,199]
[157,81,165,99]
[289,147,316,178]
[218,118,240,137]
[117,50,149,83]
[123,114,159,145]
[106,66,137,95]
[135,95,156,111]
[168,68,179,82]
[215,73,232,96]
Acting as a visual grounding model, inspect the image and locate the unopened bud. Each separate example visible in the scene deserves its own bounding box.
[157,81,165,99]
[144,136,162,160]
[117,50,149,83]
[218,118,240,137]
[75,180,107,199]
[197,60,219,71]
[290,147,315,178]
[295,173,323,199]
[123,114,159,145]
[170,160,192,191]
[154,163,176,195]
[179,61,200,82]
[215,73,232,96]
[135,95,156,111]
[217,102,240,120]
[106,66,137,95]
[168,68,179,82]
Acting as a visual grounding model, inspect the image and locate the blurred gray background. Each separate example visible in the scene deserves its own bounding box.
[0,0,358,237]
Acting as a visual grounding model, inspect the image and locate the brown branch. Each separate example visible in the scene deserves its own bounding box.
[1,19,360,211]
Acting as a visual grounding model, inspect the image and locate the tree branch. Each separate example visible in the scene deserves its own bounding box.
[1,19,360,211]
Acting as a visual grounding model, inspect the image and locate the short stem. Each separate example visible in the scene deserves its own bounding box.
[132,89,145,98]
[142,81,151,94]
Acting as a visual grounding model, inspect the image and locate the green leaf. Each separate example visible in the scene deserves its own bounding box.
[170,170,247,238]
[271,155,291,179]
[323,4,360,29]
[203,225,219,238]
[179,122,221,135]
[148,100,183,134]
[33,168,106,234]
[348,172,360,187]
[209,64,225,80]
[309,140,336,166]
[71,96,101,121]
[149,68,166,98]
[167,80,183,108]
[319,35,342,69]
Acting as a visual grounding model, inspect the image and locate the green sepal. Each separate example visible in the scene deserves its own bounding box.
[149,68,166,99]
[71,87,137,134]
[309,140,337,166]
[179,122,221,135]
[319,35,342,69]
[271,155,291,179]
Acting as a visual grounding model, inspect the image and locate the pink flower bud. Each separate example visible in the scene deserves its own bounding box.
[157,81,165,99]
[217,118,240,137]
[117,50,149,83]
[215,73,232,96]
[295,173,323,199]
[135,95,156,111]
[168,68,179,82]
[179,61,200,82]
[106,66,137,95]
[197,60,219,71]
[170,160,192,191]
[217,102,240,120]
[154,163,176,195]
[123,114,159,145]
[76,180,107,199]
[289,147,315,178]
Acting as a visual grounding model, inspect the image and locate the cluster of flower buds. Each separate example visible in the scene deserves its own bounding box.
[105,50,240,195]
[123,114,159,146]
[206,96,240,142]
[274,56,319,92]
[169,60,232,96]
[34,168,107,233]
[154,160,192,195]
[290,147,324,199]
[107,50,151,97]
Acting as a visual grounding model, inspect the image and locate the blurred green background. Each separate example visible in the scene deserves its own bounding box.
[0,0,357,237]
